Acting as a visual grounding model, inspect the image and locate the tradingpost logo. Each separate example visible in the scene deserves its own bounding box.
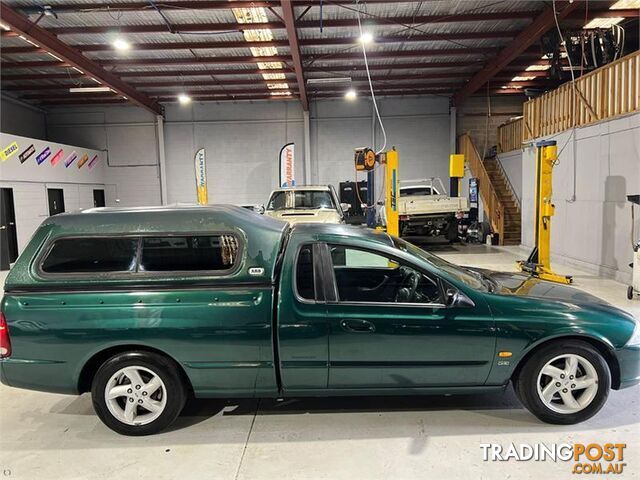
[481,442,627,475]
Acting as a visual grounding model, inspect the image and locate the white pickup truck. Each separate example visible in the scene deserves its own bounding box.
[391,178,469,240]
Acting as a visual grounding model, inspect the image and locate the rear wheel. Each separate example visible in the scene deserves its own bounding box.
[91,351,186,436]
[515,341,610,424]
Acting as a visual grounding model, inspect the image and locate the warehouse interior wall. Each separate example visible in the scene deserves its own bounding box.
[456,96,524,157]
[496,149,523,205]
[46,106,162,207]
[521,112,640,284]
[1,96,47,140]
[43,96,453,208]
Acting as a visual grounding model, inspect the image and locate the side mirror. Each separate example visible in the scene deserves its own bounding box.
[257,204,265,214]
[445,288,474,308]
[340,202,351,212]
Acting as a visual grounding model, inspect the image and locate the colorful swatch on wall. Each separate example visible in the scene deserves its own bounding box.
[50,148,64,166]
[87,155,100,170]
[19,144,35,164]
[0,141,19,162]
[77,153,89,168]
[36,147,51,165]
[63,151,77,168]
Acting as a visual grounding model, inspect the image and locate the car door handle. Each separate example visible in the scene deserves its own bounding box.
[340,319,376,333]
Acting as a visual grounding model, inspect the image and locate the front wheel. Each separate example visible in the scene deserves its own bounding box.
[515,341,610,424]
[91,351,187,435]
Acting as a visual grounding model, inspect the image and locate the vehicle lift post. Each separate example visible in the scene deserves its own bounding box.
[517,140,572,284]
[385,148,400,237]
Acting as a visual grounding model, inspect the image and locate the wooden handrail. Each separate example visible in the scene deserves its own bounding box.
[523,50,640,140]
[459,134,505,245]
[497,117,524,153]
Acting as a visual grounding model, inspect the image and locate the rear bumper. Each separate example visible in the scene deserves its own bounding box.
[614,344,640,390]
[0,358,78,395]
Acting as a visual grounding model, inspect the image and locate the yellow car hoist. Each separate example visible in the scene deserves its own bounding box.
[354,146,400,236]
[517,140,573,284]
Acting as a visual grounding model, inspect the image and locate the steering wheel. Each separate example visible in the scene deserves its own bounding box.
[395,268,420,303]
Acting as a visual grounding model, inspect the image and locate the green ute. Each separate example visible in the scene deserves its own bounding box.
[1,205,639,435]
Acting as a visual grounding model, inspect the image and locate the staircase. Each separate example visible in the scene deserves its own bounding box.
[458,134,521,246]
[482,157,521,246]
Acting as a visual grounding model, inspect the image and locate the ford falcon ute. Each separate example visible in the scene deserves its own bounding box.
[1,205,639,435]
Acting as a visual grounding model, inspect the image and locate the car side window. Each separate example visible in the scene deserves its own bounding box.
[329,245,442,305]
[295,244,316,301]
[41,237,138,274]
[139,235,238,272]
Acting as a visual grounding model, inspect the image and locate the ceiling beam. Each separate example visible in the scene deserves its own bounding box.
[1,31,520,55]
[0,3,161,115]
[26,7,632,36]
[453,0,580,105]
[280,0,308,111]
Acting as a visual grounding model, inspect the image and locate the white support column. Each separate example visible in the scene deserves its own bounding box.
[303,110,311,185]
[156,114,168,205]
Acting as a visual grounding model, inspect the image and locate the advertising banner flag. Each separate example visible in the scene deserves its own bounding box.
[194,148,208,205]
[279,143,295,187]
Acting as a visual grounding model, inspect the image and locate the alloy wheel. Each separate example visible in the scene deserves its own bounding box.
[536,353,599,414]
[104,365,167,426]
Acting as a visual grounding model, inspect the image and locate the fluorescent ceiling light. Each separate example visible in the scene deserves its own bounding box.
[541,52,567,59]
[584,17,625,29]
[263,72,286,80]
[69,86,112,93]
[359,32,374,44]
[267,83,289,89]
[270,91,292,96]
[307,77,352,85]
[525,64,551,71]
[233,7,286,86]
[178,93,191,105]
[511,76,536,81]
[113,38,131,51]
[345,89,357,100]
[609,0,640,9]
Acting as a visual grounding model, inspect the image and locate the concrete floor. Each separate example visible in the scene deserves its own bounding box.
[0,245,638,480]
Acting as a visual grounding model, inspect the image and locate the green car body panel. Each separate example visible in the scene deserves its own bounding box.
[1,206,639,399]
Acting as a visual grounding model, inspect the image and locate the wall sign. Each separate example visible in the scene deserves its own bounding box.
[36,147,51,165]
[50,148,64,166]
[0,141,19,162]
[77,153,89,169]
[64,151,77,168]
[19,144,35,164]
[87,155,99,170]
[279,142,295,187]
[194,148,208,205]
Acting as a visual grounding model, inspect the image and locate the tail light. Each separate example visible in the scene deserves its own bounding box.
[0,312,11,358]
[399,215,410,221]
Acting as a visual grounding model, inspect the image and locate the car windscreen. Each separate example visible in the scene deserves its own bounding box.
[267,190,335,211]
[391,237,487,291]
[401,187,434,196]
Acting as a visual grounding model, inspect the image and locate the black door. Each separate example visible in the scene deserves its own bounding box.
[0,188,19,270]
[47,188,65,216]
[93,189,106,207]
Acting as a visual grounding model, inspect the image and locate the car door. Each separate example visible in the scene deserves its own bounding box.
[322,243,496,389]
[277,240,330,391]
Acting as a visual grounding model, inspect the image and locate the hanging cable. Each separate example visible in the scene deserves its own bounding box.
[355,0,387,155]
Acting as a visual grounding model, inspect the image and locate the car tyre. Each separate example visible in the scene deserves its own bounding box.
[515,340,610,425]
[91,351,186,436]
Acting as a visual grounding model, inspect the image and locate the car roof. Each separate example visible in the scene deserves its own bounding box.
[40,204,287,235]
[270,185,331,192]
[291,223,394,247]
